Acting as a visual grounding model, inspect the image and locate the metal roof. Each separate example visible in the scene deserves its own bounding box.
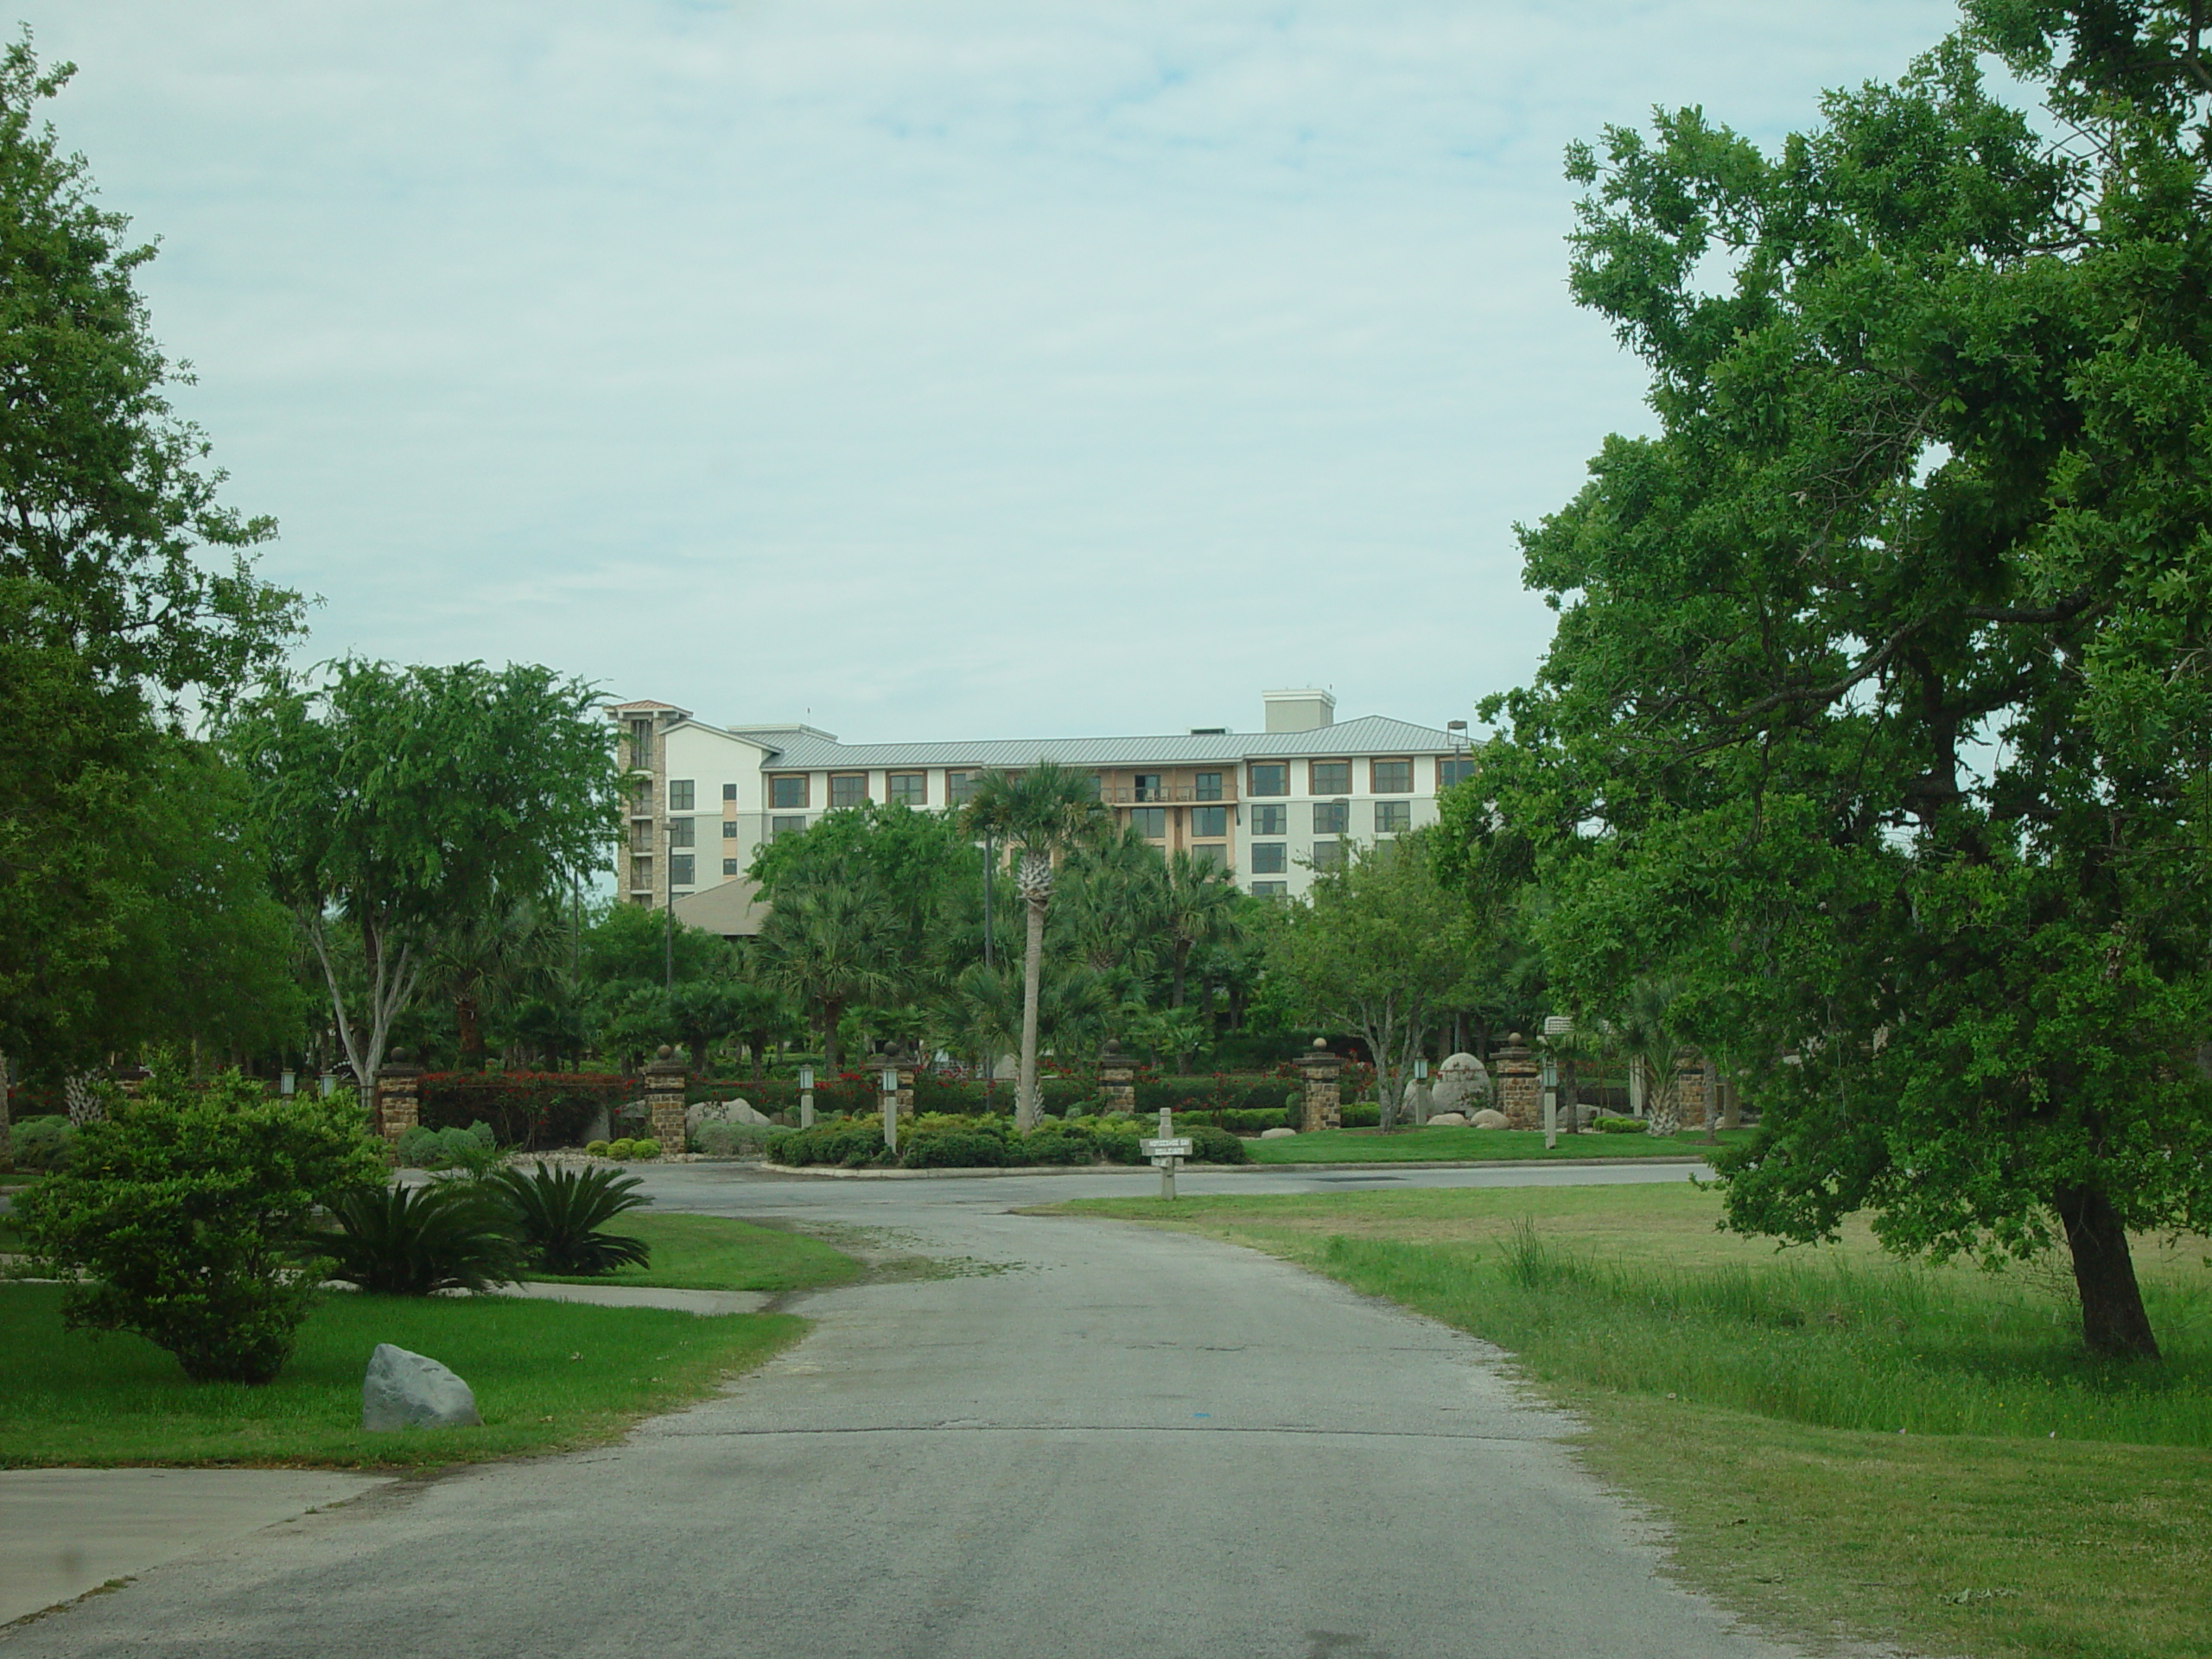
[747,715,1465,772]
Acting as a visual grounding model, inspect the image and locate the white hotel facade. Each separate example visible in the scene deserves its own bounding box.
[607,690,1475,933]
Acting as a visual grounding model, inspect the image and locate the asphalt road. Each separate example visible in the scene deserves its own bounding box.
[5,1160,1809,1658]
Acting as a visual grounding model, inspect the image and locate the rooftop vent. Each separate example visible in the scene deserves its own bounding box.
[1262,689,1336,734]
[1189,727,1228,735]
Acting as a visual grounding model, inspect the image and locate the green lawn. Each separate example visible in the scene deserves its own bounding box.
[1243,1126,1749,1162]
[524,1211,861,1294]
[1053,1184,2212,1659]
[0,1281,804,1469]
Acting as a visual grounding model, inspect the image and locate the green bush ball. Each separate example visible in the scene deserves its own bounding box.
[631,1138,662,1160]
[606,1138,638,1160]
[584,1140,612,1159]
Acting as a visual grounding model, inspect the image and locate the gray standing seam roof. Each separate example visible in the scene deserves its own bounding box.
[747,715,1464,772]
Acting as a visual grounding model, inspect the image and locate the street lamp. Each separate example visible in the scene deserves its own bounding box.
[880,1058,899,1154]
[798,1064,816,1130]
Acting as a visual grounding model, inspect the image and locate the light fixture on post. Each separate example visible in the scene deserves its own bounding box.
[799,1065,816,1129]
[880,1059,899,1154]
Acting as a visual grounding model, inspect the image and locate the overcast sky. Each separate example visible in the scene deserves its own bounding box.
[34,1,1968,743]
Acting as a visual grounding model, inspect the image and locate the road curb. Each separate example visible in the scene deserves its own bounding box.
[753,1156,1713,1180]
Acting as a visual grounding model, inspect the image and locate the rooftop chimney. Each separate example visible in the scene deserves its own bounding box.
[1262,689,1335,734]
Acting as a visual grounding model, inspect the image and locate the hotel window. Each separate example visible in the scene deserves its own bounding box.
[1250,842,1287,874]
[1371,759,1413,793]
[669,779,696,811]
[1251,803,1287,836]
[1192,844,1229,871]
[1313,800,1350,836]
[1194,771,1224,802]
[1375,800,1412,834]
[770,775,808,810]
[1192,805,1229,839]
[721,821,738,839]
[722,858,739,876]
[947,771,979,804]
[888,772,928,806]
[630,857,652,889]
[1438,756,1475,789]
[628,719,653,770]
[722,782,738,801]
[1130,806,1167,838]
[671,855,696,887]
[830,773,868,810]
[667,818,695,849]
[1251,880,1287,898]
[1311,838,1345,871]
[1133,772,1164,802]
[1310,760,1351,797]
[1248,762,1288,797]
[772,815,807,838]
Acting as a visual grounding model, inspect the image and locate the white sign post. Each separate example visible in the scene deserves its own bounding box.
[1140,1106,1190,1199]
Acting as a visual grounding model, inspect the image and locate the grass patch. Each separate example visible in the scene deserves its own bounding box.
[524,1212,861,1294]
[1244,1126,1750,1162]
[1054,1183,2212,1658]
[0,1281,804,1469]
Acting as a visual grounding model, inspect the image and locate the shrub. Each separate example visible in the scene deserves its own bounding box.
[899,1130,1010,1169]
[584,1140,612,1159]
[14,1065,385,1383]
[765,1120,893,1168]
[695,1121,771,1157]
[606,1138,639,1160]
[395,1124,442,1167]
[631,1138,662,1160]
[8,1115,77,1173]
[1594,1116,1645,1135]
[415,1071,636,1149]
[1018,1129,1090,1165]
[1185,1124,1247,1165]
[493,1162,652,1274]
[321,1181,524,1295]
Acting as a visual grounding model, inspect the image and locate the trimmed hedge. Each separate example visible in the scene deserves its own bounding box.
[766,1113,1249,1170]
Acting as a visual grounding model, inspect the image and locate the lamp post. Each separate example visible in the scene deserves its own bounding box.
[799,1064,816,1129]
[664,820,676,991]
[1413,1055,1429,1127]
[880,1058,899,1155]
[981,832,996,1113]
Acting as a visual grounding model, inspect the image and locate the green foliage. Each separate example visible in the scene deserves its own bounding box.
[1265,830,1484,1129]
[0,37,301,1066]
[694,1119,771,1157]
[14,1065,385,1382]
[321,1182,524,1296]
[583,1140,612,1159]
[493,1162,652,1275]
[899,1128,1011,1169]
[416,1071,633,1149]
[630,1137,662,1160]
[1594,1116,1646,1135]
[231,657,625,1089]
[1457,9,2212,1356]
[7,1115,76,1172]
[1183,1123,1249,1165]
[765,1120,893,1168]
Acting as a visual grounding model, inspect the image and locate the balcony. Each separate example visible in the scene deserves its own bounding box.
[1098,782,1237,806]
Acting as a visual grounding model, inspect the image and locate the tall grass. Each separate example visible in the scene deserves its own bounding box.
[1323,1227,2212,1446]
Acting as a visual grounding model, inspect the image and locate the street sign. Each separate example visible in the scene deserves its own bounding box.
[1141,1138,1192,1158]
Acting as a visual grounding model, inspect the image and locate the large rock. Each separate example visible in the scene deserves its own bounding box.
[1430,1053,1491,1117]
[1259,1127,1298,1140]
[1425,1111,1470,1128]
[1470,1108,1510,1129]
[686,1097,771,1136]
[362,1344,482,1432]
[580,1104,611,1145]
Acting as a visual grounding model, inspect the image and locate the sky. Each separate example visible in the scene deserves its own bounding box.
[31,0,1972,744]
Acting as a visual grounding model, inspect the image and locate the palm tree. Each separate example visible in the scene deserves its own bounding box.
[960,761,1108,1129]
[754,879,895,1073]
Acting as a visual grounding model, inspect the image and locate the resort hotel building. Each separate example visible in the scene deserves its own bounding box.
[604,690,1476,935]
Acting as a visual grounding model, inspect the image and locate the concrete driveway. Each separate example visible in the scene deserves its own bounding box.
[3,1160,1807,1657]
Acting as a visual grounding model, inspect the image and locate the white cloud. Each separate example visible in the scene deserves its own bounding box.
[32,0,1966,739]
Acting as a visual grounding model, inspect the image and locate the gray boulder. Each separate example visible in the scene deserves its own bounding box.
[685,1097,770,1136]
[1259,1127,1299,1140]
[362,1343,483,1432]
[1471,1108,1510,1129]
[1431,1053,1491,1117]
[1425,1111,1471,1128]
[580,1104,611,1145]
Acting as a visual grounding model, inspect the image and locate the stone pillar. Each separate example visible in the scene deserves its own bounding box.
[1098,1040,1137,1114]
[1297,1038,1344,1134]
[895,1050,915,1120]
[644,1046,689,1151]
[1674,1053,1710,1130]
[1495,1035,1541,1129]
[374,1049,423,1160]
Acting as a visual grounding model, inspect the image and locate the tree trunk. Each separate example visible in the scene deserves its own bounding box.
[456,988,484,1070]
[63,1070,105,1125]
[0,1050,11,1171]
[2053,1182,2160,1359]
[1017,898,1046,1131]
[822,999,842,1073]
[1700,1058,1720,1144]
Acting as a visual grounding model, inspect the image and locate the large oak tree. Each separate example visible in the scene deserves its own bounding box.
[1459,4,2212,1357]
